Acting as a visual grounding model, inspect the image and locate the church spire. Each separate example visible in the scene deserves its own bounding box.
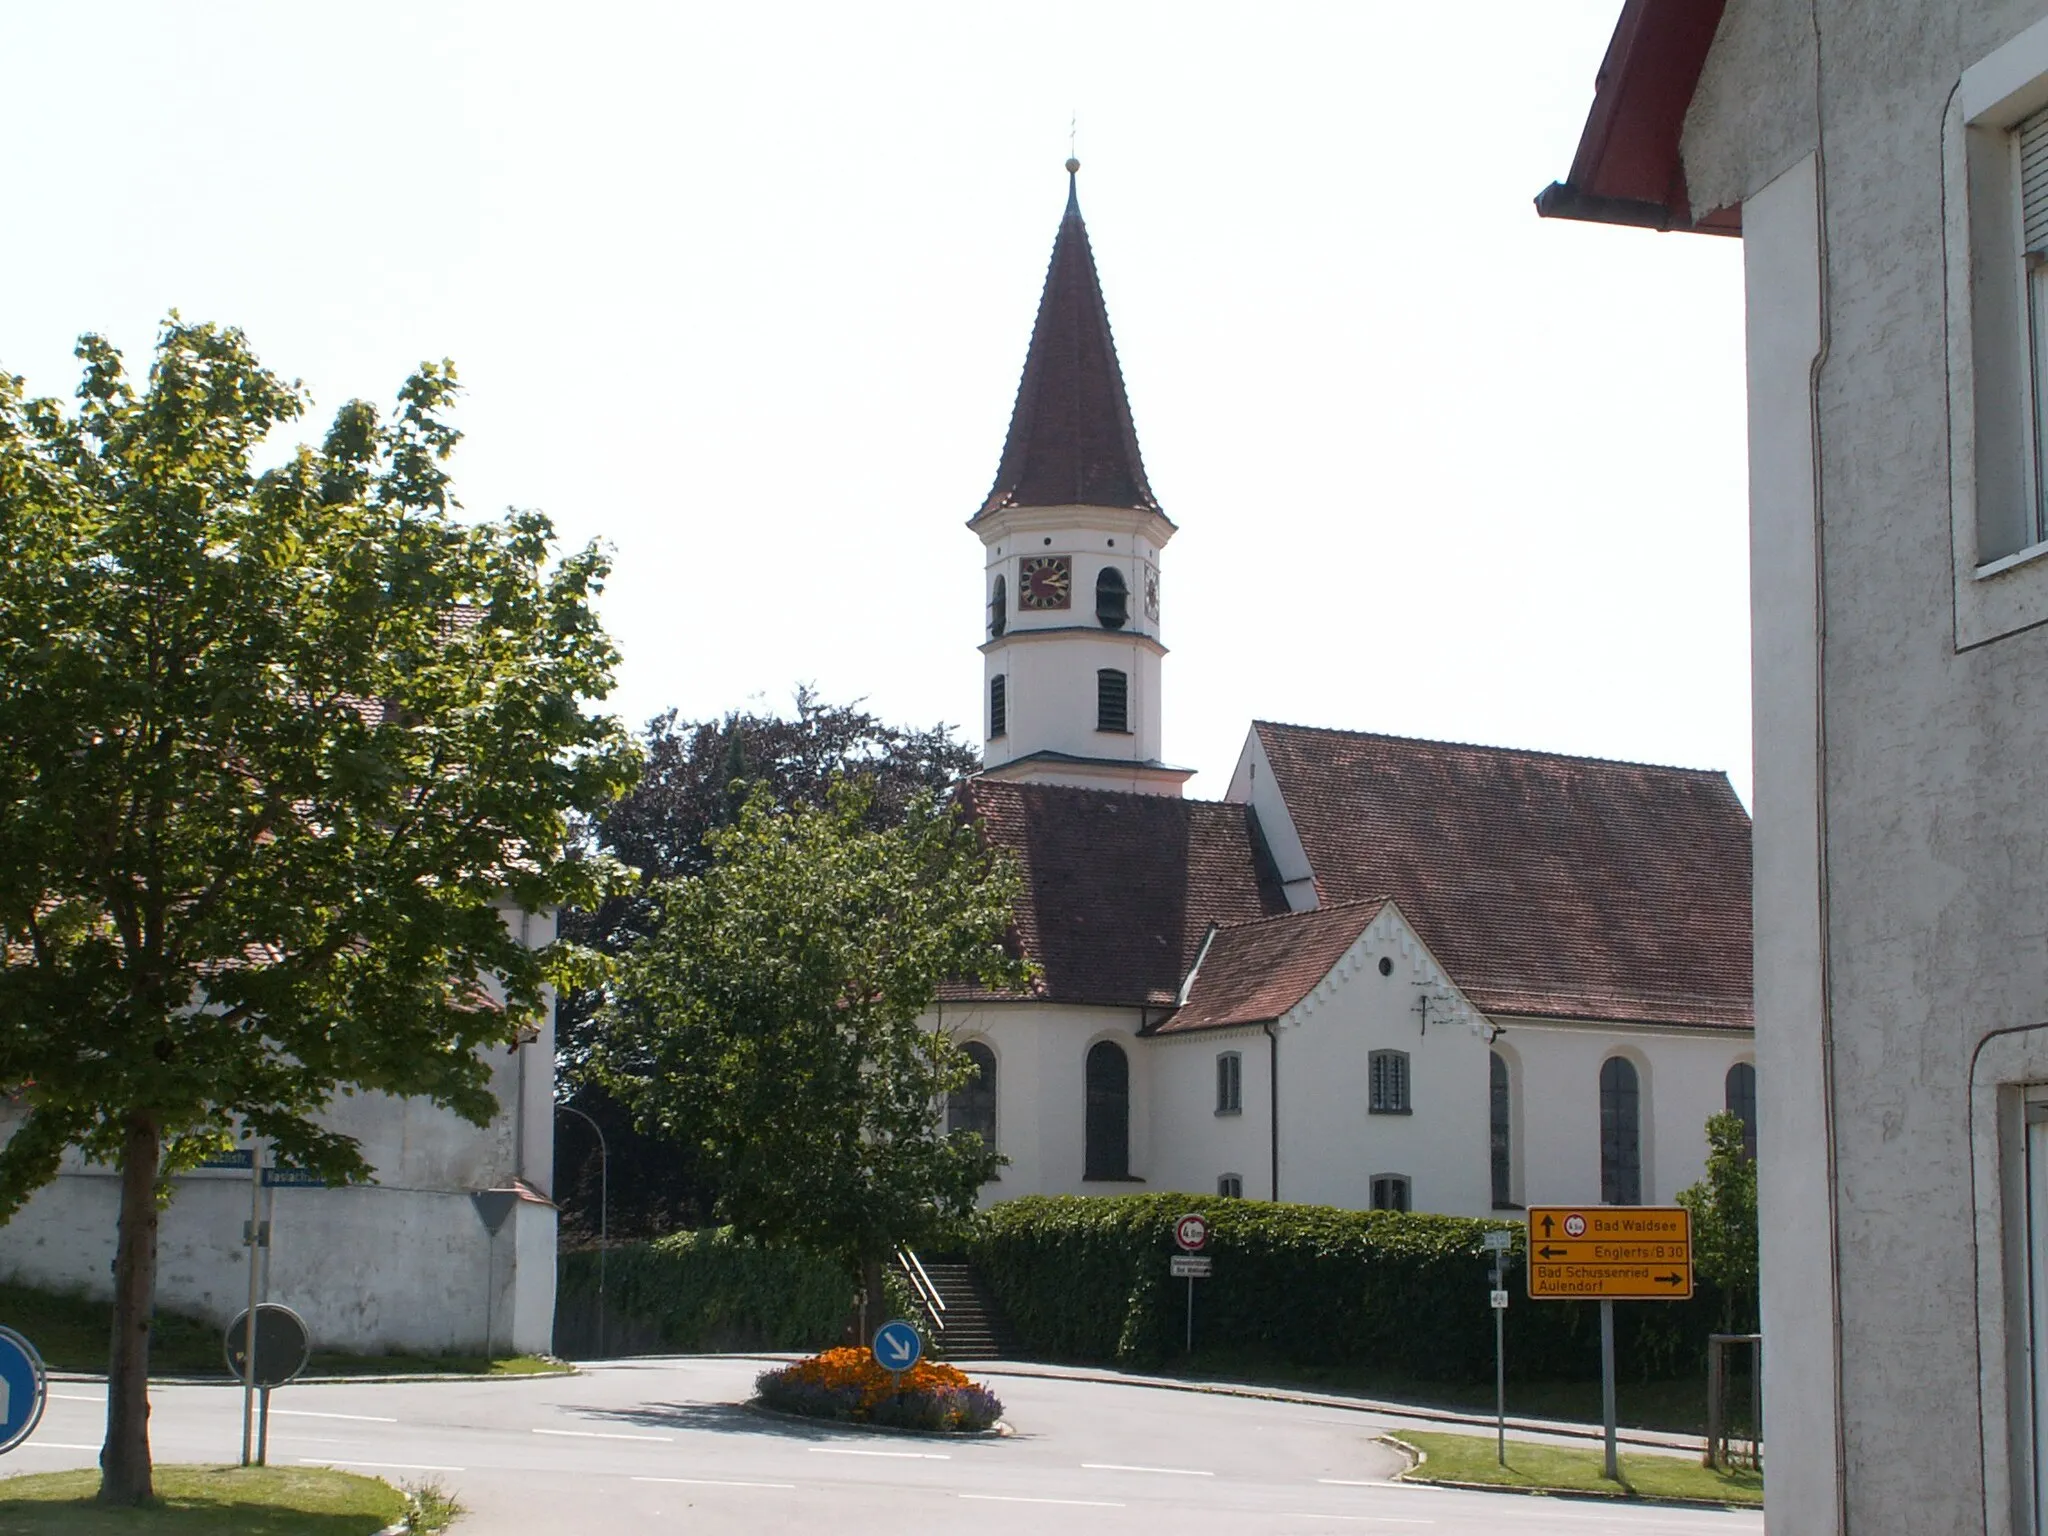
[975,160,1164,523]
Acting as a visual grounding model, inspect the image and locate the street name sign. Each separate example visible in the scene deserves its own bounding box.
[1174,1213,1209,1252]
[871,1318,923,1373]
[0,1327,47,1454]
[1526,1206,1692,1299]
[1481,1230,1513,1253]
[1170,1255,1213,1278]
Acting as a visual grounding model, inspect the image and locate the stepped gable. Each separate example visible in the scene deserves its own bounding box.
[1152,900,1390,1036]
[974,164,1163,522]
[1254,722,1753,1029]
[951,779,1288,1008]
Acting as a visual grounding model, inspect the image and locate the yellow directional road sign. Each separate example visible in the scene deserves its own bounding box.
[1526,1206,1692,1300]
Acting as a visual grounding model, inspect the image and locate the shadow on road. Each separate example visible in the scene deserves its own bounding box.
[565,1400,845,1440]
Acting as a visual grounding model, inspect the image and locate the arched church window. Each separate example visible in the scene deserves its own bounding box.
[989,675,1007,739]
[1085,1040,1130,1180]
[1490,1050,1514,1208]
[948,1041,998,1149]
[1599,1056,1642,1205]
[989,574,1006,638]
[1725,1061,1757,1160]
[1096,669,1129,734]
[1096,567,1128,629]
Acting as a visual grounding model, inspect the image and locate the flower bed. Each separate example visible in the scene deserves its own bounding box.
[755,1347,1004,1432]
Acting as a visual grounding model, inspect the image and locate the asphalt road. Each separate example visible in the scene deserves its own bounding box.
[16,1359,1765,1535]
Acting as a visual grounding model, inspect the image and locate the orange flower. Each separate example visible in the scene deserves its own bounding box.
[780,1347,974,1409]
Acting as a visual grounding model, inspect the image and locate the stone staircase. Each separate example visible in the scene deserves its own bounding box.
[898,1254,1014,1361]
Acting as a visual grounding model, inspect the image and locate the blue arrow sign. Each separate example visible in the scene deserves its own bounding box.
[871,1318,923,1373]
[0,1327,48,1454]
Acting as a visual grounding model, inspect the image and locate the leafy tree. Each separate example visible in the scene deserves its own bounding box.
[0,321,636,1504]
[1676,1111,1759,1332]
[592,780,1029,1326]
[555,692,980,1240]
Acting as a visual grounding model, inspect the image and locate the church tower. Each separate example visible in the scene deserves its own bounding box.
[972,161,1190,797]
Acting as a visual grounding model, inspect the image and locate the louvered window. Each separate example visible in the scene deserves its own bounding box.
[1096,669,1129,733]
[1368,1050,1410,1114]
[2024,106,2048,543]
[989,675,1007,739]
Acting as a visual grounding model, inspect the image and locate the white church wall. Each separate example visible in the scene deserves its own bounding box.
[936,1000,1152,1200]
[1499,1018,1755,1208]
[1148,1025,1273,1200]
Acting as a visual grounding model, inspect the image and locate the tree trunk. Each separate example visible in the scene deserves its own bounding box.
[99,1112,160,1506]
[860,1253,888,1344]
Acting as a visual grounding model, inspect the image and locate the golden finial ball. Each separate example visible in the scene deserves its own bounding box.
[1065,157,1080,174]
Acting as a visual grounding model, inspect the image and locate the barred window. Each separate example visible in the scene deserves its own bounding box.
[1096,669,1129,733]
[1368,1050,1410,1114]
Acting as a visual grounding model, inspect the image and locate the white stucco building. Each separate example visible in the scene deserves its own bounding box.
[1540,3,2048,1530]
[938,162,1757,1223]
[0,905,559,1357]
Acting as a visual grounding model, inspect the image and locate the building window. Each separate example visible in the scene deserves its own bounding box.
[2024,107,2048,550]
[1725,1061,1758,1161]
[989,674,1007,739]
[1084,1040,1130,1180]
[989,573,1007,638]
[1370,1174,1411,1212]
[947,1040,997,1149]
[1600,1056,1642,1205]
[1490,1050,1514,1208]
[1216,1051,1242,1115]
[1369,1050,1410,1114]
[1096,669,1129,733]
[1096,567,1128,629]
[1218,1173,1243,1199]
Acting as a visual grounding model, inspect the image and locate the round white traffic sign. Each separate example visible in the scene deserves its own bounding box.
[1564,1213,1587,1238]
[1174,1213,1208,1252]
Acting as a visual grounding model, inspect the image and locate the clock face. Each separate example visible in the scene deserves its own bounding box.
[1143,569,1159,620]
[1019,555,1072,610]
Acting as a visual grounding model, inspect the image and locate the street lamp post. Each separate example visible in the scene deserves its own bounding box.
[555,1102,609,1358]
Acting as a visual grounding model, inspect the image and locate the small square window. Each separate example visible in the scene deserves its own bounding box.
[1371,1174,1411,1213]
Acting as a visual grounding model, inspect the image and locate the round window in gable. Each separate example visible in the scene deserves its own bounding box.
[1378,957,1393,977]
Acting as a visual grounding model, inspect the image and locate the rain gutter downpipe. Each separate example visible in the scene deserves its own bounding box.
[1263,1021,1279,1202]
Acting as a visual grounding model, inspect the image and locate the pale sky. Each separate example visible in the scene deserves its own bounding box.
[0,4,1751,801]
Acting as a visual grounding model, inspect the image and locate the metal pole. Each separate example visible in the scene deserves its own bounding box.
[1185,1275,1194,1355]
[257,1385,272,1467]
[241,1143,263,1467]
[1600,1299,1618,1482]
[1493,1254,1506,1466]
[557,1104,608,1358]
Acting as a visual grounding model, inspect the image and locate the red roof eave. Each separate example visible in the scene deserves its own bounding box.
[1535,0,1740,238]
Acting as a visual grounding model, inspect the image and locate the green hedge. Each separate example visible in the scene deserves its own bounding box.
[967,1194,1723,1384]
[556,1228,855,1356]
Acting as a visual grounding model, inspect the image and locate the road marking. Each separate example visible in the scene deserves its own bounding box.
[1319,1479,1436,1489]
[1275,1517,1435,1526]
[1081,1461,1215,1477]
[23,1442,99,1451]
[959,1494,1126,1508]
[50,1393,100,1403]
[533,1427,671,1443]
[807,1446,950,1460]
[299,1457,464,1473]
[633,1475,795,1490]
[270,1409,398,1423]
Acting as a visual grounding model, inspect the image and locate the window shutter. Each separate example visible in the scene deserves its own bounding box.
[2022,106,2048,252]
[990,674,1007,738]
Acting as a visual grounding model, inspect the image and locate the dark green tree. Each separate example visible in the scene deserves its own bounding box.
[1676,1111,1760,1332]
[554,692,980,1240]
[0,321,636,1504]
[592,781,1028,1325]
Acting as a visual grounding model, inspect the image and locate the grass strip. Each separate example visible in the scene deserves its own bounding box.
[1392,1429,1763,1507]
[0,1463,407,1533]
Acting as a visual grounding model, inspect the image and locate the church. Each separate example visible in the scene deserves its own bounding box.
[936,164,1755,1217]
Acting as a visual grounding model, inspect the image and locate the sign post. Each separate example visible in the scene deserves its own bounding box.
[871,1318,923,1392]
[1481,1229,1513,1466]
[224,1303,311,1467]
[1173,1214,1209,1354]
[0,1327,48,1456]
[1525,1205,1693,1483]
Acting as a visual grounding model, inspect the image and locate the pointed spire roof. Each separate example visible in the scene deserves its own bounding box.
[975,162,1165,523]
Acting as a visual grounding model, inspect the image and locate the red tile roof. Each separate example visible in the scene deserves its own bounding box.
[1152,900,1388,1035]
[951,778,1289,1007]
[1254,722,1752,1029]
[974,168,1164,523]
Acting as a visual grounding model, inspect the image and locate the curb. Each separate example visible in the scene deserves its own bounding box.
[746,1399,1012,1439]
[1378,1431,1763,1512]
[49,1367,577,1387]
